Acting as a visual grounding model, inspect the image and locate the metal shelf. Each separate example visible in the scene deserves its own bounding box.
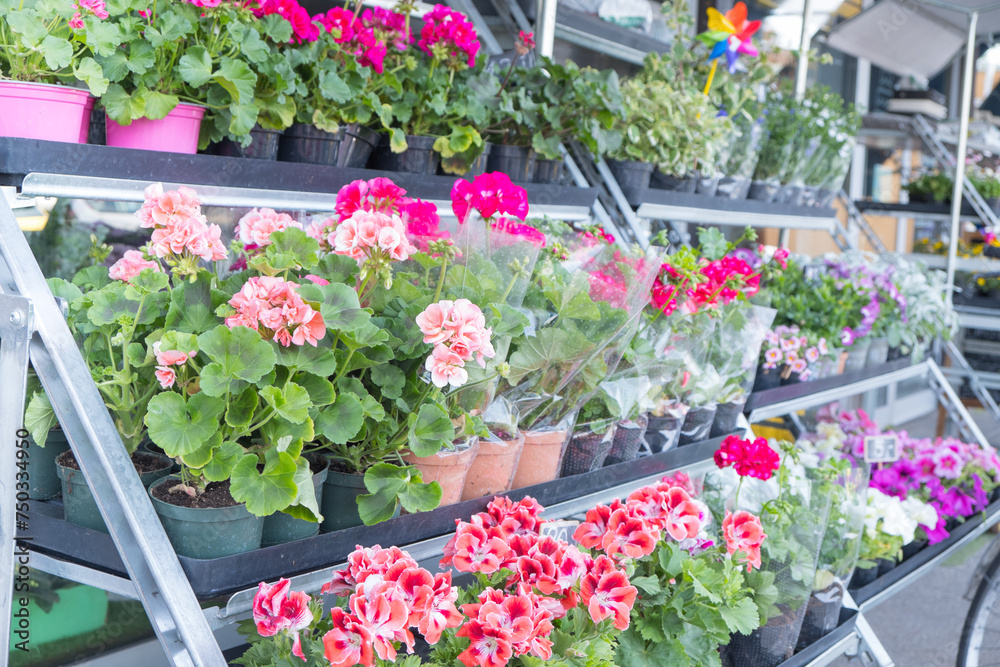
[956,305,1000,332]
[854,201,979,222]
[635,190,838,232]
[552,6,671,65]
[0,138,598,220]
[903,253,1000,272]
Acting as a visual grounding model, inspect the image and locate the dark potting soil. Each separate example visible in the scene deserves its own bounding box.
[489,427,516,441]
[151,479,240,509]
[57,450,168,475]
[327,458,360,475]
[307,454,328,475]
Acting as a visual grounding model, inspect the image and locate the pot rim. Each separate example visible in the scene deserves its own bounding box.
[148,475,251,519]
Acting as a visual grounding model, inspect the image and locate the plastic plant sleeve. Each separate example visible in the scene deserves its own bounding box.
[723,117,764,180]
[503,240,663,433]
[705,463,834,667]
[641,308,718,412]
[706,303,776,405]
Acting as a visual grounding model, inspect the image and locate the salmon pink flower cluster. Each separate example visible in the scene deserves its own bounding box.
[416,299,496,388]
[225,276,326,347]
[319,544,462,665]
[238,208,302,247]
[721,510,766,571]
[451,172,529,224]
[152,341,196,390]
[332,210,417,266]
[108,250,160,283]
[135,184,227,275]
[761,324,831,380]
[714,434,781,481]
[456,586,556,666]
[252,579,313,661]
[419,4,481,69]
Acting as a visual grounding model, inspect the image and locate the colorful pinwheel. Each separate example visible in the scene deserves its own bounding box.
[699,2,761,74]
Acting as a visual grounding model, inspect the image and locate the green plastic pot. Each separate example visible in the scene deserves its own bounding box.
[261,458,329,547]
[56,450,173,534]
[149,476,263,559]
[320,467,399,533]
[27,428,70,500]
[9,584,109,646]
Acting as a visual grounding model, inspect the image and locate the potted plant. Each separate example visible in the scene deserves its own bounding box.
[279,9,379,167]
[562,398,617,476]
[0,0,109,142]
[22,376,71,500]
[461,397,525,500]
[572,452,768,664]
[26,229,182,533]
[599,370,653,466]
[96,0,274,153]
[904,169,954,204]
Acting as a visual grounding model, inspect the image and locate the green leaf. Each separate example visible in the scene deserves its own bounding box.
[197,325,277,397]
[123,268,168,298]
[615,627,677,667]
[297,282,370,333]
[697,227,729,261]
[314,393,364,444]
[318,69,351,103]
[142,90,179,120]
[361,395,385,421]
[145,392,223,457]
[38,35,73,70]
[101,83,144,124]
[239,28,270,64]
[279,458,323,523]
[82,18,119,57]
[215,57,255,105]
[718,598,761,635]
[227,101,260,137]
[389,128,407,153]
[229,449,298,516]
[357,463,441,525]
[260,14,293,42]
[260,383,311,424]
[24,391,56,449]
[260,416,314,450]
[165,277,216,334]
[87,285,150,327]
[630,575,661,596]
[178,46,213,87]
[73,57,109,96]
[370,364,404,400]
[201,440,245,482]
[6,11,47,46]
[225,386,259,431]
[180,429,223,468]
[296,373,336,407]
[407,403,453,457]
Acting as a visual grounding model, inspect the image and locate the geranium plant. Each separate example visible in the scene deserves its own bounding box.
[0,0,110,94]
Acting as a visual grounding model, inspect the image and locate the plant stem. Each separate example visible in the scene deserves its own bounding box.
[433,257,449,302]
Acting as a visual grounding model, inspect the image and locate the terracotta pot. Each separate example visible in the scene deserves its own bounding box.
[836,350,848,374]
[511,429,569,489]
[404,438,479,506]
[461,433,525,501]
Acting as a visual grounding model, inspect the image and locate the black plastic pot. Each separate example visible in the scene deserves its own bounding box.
[339,124,380,168]
[561,425,616,476]
[695,173,719,196]
[486,144,536,181]
[747,180,779,202]
[908,191,931,203]
[753,365,782,392]
[721,605,800,667]
[901,538,927,560]
[604,415,648,466]
[212,125,281,160]
[849,564,878,589]
[815,187,837,208]
[678,405,717,447]
[372,134,440,174]
[796,589,844,651]
[877,557,897,577]
[534,158,564,184]
[644,414,683,454]
[278,123,342,165]
[716,175,750,199]
[607,159,654,206]
[710,400,747,438]
[774,184,805,206]
[465,143,492,176]
[887,345,902,361]
[780,371,803,386]
[649,168,696,192]
[87,104,106,145]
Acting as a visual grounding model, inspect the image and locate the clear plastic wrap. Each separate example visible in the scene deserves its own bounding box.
[462,398,525,500]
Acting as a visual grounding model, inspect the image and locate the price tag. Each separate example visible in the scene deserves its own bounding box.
[863,434,900,463]
[539,520,579,543]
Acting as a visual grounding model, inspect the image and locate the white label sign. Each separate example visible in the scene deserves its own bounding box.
[863,435,900,463]
[539,520,579,543]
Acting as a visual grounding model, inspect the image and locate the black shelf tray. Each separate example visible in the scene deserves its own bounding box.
[849,498,1000,606]
[636,189,836,219]
[855,199,978,217]
[744,358,914,415]
[0,137,598,207]
[19,435,727,600]
[775,607,859,667]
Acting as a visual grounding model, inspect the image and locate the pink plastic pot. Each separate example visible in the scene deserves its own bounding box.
[105,103,206,154]
[0,81,92,144]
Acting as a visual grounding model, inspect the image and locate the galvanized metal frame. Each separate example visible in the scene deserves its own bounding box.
[0,195,227,667]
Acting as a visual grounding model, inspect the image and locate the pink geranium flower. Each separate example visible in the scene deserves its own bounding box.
[580,564,637,630]
[252,579,313,661]
[722,511,766,571]
[108,250,160,282]
[323,607,375,667]
[226,276,326,347]
[237,208,301,247]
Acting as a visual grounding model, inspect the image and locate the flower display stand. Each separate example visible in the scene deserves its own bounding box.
[0,151,992,667]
